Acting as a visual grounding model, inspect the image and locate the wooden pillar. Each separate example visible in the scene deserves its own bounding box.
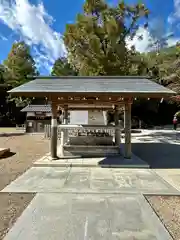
[114,105,121,151]
[63,105,68,144]
[60,105,68,157]
[124,99,132,159]
[51,101,58,159]
[60,108,65,157]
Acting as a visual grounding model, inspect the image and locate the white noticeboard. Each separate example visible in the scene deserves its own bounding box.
[70,111,88,124]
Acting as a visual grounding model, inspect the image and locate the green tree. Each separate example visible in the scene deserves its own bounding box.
[3,41,38,106]
[51,57,77,76]
[0,64,6,84]
[63,0,149,75]
[145,44,180,92]
[3,41,38,87]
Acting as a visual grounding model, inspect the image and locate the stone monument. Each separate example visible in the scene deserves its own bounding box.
[67,109,113,146]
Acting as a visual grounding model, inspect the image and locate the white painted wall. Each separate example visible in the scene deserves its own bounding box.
[69,110,106,125]
[27,112,35,116]
[70,111,88,124]
[26,110,107,126]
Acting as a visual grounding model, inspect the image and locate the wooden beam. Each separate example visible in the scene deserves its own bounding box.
[66,107,114,111]
[58,124,120,130]
[9,91,175,99]
[56,100,124,105]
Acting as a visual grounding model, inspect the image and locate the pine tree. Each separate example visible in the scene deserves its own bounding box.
[51,57,77,76]
[3,41,38,87]
[3,41,38,106]
[63,0,149,75]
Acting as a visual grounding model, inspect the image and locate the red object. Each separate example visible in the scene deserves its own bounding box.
[171,96,180,101]
[173,119,177,124]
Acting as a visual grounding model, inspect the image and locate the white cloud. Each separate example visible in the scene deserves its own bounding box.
[0,0,66,72]
[0,35,8,41]
[127,27,180,53]
[167,37,180,46]
[168,0,180,24]
[126,27,152,53]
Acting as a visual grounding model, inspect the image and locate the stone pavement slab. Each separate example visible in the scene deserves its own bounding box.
[111,169,177,194]
[1,167,71,192]
[89,168,177,194]
[3,193,172,240]
[1,167,178,194]
[155,169,180,192]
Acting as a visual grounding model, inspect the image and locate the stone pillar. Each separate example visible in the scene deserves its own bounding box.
[114,105,121,151]
[124,99,132,159]
[51,101,58,159]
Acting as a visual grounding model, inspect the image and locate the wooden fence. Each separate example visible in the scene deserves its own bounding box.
[16,124,26,131]
[44,124,62,139]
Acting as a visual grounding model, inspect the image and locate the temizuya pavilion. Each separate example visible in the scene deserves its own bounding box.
[8,76,175,159]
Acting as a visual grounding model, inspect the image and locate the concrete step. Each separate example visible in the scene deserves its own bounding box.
[63,145,120,157]
[34,154,149,168]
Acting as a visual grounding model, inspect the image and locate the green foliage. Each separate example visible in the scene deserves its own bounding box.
[51,57,77,76]
[3,41,38,87]
[0,64,6,84]
[3,41,38,107]
[63,0,149,75]
[145,45,180,92]
[175,111,180,118]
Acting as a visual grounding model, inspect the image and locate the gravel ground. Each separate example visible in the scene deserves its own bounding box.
[0,134,49,191]
[0,134,49,239]
[0,193,35,240]
[146,195,180,240]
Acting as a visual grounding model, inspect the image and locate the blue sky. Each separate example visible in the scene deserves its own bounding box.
[0,0,179,74]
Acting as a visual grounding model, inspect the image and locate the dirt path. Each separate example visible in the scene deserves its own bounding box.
[0,134,49,191]
[0,134,49,239]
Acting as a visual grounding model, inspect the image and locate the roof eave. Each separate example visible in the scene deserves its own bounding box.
[8,91,176,99]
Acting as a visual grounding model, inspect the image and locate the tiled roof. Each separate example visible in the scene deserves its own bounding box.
[9,76,175,97]
[21,105,51,112]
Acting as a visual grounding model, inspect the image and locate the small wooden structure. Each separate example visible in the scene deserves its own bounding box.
[21,105,52,133]
[8,76,175,159]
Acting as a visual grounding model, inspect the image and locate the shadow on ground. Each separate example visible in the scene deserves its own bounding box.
[0,133,25,137]
[132,142,180,169]
[98,131,180,168]
[0,152,16,159]
[98,154,148,168]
